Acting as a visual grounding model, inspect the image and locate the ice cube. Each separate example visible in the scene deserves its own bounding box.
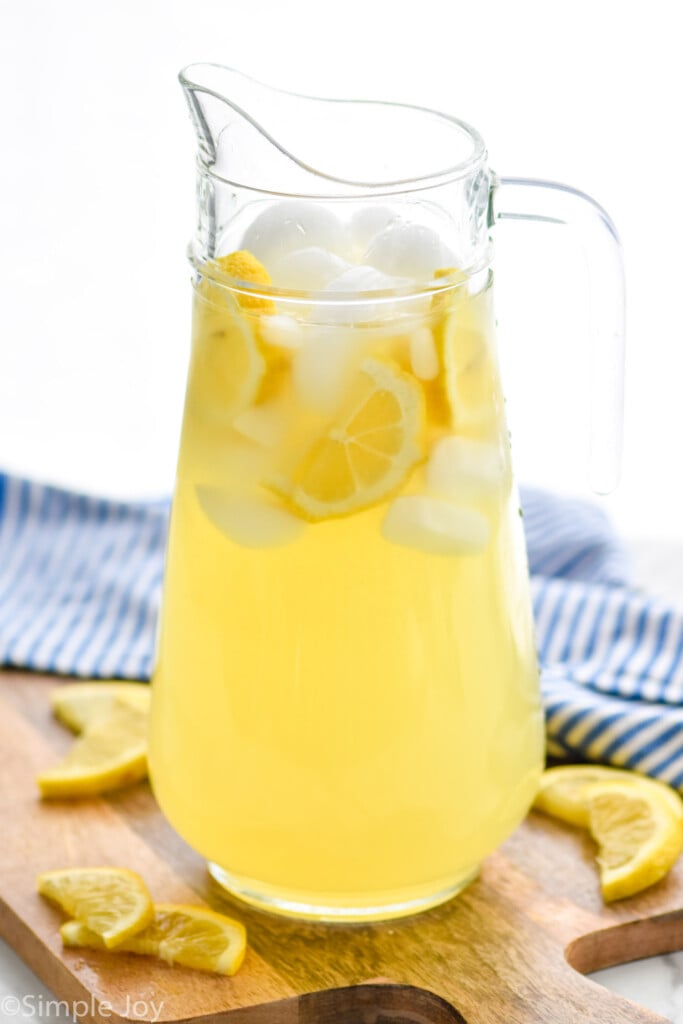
[240,201,348,269]
[364,220,456,281]
[409,325,439,380]
[196,486,303,548]
[427,436,510,500]
[270,247,350,291]
[320,265,412,324]
[258,313,304,350]
[349,206,396,256]
[233,402,287,448]
[292,326,363,412]
[325,265,407,292]
[381,496,489,555]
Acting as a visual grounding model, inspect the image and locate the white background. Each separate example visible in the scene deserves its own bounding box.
[1,0,682,550]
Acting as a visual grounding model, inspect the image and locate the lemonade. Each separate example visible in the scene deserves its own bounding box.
[150,232,544,919]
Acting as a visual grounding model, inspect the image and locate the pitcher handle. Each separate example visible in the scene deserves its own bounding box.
[490,175,626,495]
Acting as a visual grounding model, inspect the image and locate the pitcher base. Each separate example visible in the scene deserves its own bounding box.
[207,862,479,922]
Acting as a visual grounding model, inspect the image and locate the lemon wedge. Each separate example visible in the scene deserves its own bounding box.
[533,764,683,828]
[50,681,150,734]
[287,357,424,519]
[60,903,247,976]
[215,250,275,313]
[533,765,683,901]
[37,867,154,949]
[37,700,148,798]
[586,780,683,901]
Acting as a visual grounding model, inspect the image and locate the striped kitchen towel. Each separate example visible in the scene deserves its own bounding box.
[0,475,167,682]
[1,471,683,787]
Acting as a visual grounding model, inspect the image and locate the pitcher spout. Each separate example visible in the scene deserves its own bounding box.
[180,63,486,193]
[180,64,321,193]
[179,63,491,273]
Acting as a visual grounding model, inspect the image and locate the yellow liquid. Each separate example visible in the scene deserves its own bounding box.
[150,272,544,919]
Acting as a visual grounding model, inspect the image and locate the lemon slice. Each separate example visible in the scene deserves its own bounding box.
[60,903,247,976]
[287,357,424,520]
[585,780,683,901]
[533,765,683,828]
[37,700,148,798]
[428,272,501,438]
[214,250,275,314]
[190,284,265,423]
[50,681,150,734]
[213,251,296,408]
[442,322,501,439]
[37,867,154,948]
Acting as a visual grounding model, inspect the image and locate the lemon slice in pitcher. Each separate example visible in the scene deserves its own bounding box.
[192,251,274,423]
[215,250,275,314]
[287,357,424,519]
[37,867,154,948]
[61,903,247,976]
[191,289,265,421]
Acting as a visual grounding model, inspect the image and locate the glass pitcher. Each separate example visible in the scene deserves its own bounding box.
[149,64,625,922]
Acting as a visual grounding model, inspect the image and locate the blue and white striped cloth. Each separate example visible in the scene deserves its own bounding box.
[0,475,167,681]
[1,471,683,788]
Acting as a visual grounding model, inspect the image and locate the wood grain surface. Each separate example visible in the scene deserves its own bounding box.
[1,670,682,1024]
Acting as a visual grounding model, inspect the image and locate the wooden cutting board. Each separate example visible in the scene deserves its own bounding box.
[1,671,682,1024]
